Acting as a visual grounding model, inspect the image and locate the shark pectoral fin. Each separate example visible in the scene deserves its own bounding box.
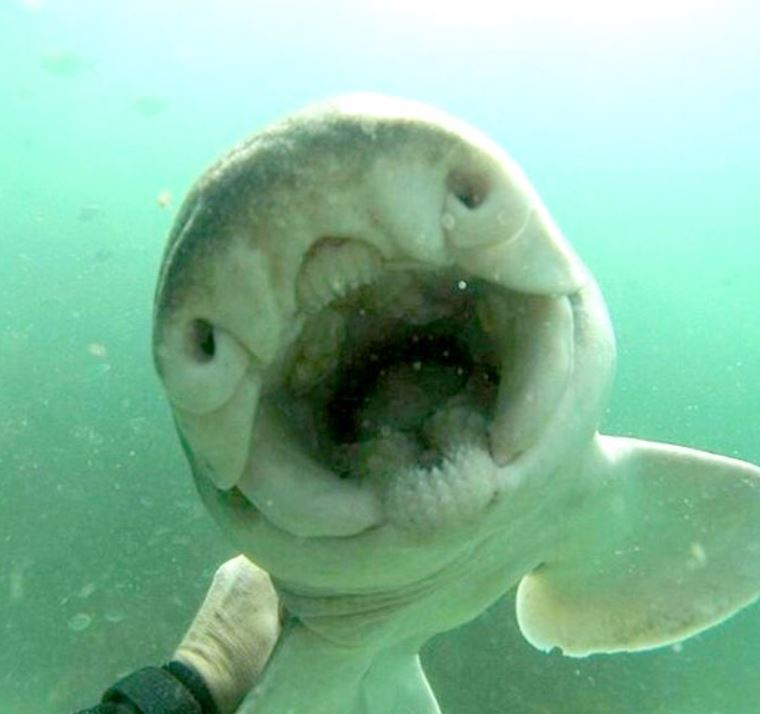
[515,434,760,657]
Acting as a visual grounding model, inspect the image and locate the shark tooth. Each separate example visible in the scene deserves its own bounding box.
[384,441,498,534]
[296,238,383,313]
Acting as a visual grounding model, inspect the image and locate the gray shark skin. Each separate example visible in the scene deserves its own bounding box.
[152,94,760,714]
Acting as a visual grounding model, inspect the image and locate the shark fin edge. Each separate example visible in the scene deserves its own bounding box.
[515,434,760,657]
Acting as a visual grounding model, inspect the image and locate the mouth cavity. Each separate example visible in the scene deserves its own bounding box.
[234,236,575,536]
[292,263,500,483]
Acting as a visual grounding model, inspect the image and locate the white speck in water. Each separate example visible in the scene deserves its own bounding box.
[441,213,456,230]
[671,642,683,653]
[68,613,92,632]
[157,190,172,208]
[105,610,126,624]
[78,582,96,599]
[688,542,707,569]
[87,342,108,359]
[457,280,467,290]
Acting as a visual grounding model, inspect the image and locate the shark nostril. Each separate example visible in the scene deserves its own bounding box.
[189,319,216,363]
[447,170,488,210]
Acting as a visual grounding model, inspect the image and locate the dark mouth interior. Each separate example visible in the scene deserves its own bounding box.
[276,269,507,481]
[326,324,477,444]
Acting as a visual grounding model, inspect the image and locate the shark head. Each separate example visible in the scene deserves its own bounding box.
[153,94,612,544]
[153,95,760,714]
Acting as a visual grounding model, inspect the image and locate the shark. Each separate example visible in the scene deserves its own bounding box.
[152,94,760,714]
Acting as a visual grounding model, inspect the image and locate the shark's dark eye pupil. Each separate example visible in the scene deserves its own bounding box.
[448,170,487,210]
[455,188,479,209]
[191,319,216,362]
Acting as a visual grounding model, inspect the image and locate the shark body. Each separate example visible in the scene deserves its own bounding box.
[152,95,760,713]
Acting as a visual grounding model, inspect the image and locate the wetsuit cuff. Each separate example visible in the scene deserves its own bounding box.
[100,662,218,714]
[163,660,219,714]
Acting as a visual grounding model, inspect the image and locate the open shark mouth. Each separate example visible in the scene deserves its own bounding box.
[287,255,499,481]
[233,242,579,538]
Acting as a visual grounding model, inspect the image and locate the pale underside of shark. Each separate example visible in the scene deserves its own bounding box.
[152,94,760,714]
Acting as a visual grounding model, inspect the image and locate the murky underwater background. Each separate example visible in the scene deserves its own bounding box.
[1,0,759,712]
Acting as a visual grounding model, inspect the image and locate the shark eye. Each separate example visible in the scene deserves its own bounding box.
[448,170,489,210]
[189,319,216,363]
[155,317,249,415]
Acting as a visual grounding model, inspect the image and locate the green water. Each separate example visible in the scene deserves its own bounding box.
[1,1,759,712]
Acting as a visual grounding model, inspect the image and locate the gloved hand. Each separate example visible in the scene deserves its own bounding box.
[172,555,281,713]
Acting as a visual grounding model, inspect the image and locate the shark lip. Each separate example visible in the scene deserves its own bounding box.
[235,244,577,537]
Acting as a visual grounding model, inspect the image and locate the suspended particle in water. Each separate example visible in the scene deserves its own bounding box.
[688,541,707,569]
[78,582,97,599]
[87,342,107,359]
[157,190,172,208]
[68,613,92,632]
[104,609,126,624]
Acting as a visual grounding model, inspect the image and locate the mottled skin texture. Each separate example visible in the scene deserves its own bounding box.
[153,95,760,713]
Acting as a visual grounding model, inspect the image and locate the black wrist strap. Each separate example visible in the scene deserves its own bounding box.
[163,661,218,714]
[101,662,218,714]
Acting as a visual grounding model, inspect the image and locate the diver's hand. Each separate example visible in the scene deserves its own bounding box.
[173,555,281,713]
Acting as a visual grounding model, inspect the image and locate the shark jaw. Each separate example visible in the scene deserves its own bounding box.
[169,242,587,540]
